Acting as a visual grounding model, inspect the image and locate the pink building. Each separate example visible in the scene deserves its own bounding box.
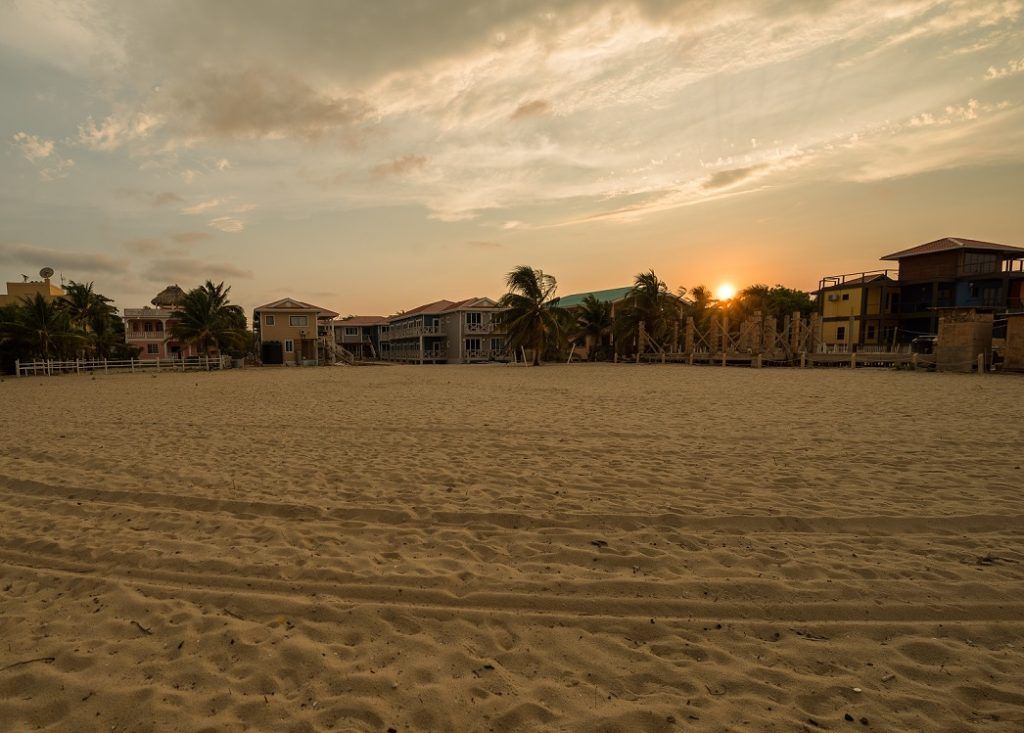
[123,285,198,360]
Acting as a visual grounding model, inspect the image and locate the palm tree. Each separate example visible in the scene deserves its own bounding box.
[169,281,247,358]
[60,281,114,330]
[615,270,680,354]
[685,284,715,327]
[575,294,613,360]
[7,293,81,360]
[494,266,569,366]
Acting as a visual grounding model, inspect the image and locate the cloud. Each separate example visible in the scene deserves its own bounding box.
[142,257,252,283]
[122,238,162,254]
[0,242,128,274]
[466,240,502,249]
[166,68,375,143]
[985,57,1024,79]
[11,132,75,180]
[510,99,551,120]
[78,110,163,151]
[170,231,213,244]
[181,198,224,215]
[12,132,54,161]
[372,154,428,177]
[208,217,245,232]
[152,191,184,206]
[702,165,766,190]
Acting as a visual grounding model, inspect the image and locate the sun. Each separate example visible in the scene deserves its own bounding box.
[716,283,736,300]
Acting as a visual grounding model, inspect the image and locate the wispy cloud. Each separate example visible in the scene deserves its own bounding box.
[11,132,74,180]
[0,242,128,273]
[208,216,245,233]
[78,110,162,151]
[510,99,551,120]
[372,154,427,177]
[170,231,213,244]
[142,257,252,283]
[985,57,1024,79]
[181,198,224,215]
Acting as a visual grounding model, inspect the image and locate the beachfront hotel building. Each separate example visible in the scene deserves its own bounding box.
[381,297,507,364]
[253,297,339,365]
[816,271,899,350]
[329,315,389,360]
[881,237,1024,339]
[122,285,199,361]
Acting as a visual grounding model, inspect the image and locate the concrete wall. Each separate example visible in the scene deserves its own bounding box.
[1004,314,1024,371]
[936,310,993,372]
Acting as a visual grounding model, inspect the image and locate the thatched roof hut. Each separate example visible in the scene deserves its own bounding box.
[151,284,186,307]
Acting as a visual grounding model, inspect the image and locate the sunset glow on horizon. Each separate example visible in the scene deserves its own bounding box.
[716,283,737,301]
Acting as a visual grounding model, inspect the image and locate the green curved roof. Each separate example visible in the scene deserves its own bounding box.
[555,286,633,309]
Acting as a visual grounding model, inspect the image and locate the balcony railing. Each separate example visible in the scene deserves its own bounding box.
[127,331,167,341]
[464,349,507,360]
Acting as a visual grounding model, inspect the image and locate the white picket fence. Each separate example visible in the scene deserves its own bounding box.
[14,355,231,377]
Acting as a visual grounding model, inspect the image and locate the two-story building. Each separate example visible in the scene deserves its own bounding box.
[253,297,339,365]
[122,285,198,360]
[381,297,507,364]
[330,315,389,360]
[816,271,899,350]
[881,237,1024,339]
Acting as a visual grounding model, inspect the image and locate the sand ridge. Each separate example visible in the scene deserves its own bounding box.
[1,365,1022,732]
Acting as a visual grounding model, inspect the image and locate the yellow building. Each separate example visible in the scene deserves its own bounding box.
[253,297,339,365]
[0,272,65,306]
[818,271,899,349]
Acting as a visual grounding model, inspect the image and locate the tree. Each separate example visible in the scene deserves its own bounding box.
[169,281,247,357]
[4,293,81,360]
[614,269,681,355]
[684,284,715,327]
[494,266,569,366]
[60,281,115,331]
[575,294,613,360]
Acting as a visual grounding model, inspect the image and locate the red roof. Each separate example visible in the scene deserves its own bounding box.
[882,237,1024,260]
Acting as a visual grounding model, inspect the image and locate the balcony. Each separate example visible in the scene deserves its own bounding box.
[127,331,167,341]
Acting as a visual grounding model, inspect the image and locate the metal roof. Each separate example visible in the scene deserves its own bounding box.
[555,286,634,309]
[881,237,1024,260]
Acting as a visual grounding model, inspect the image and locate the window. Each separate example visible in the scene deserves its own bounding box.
[155,321,163,331]
[284,339,294,353]
[490,337,503,352]
[147,344,160,354]
[345,327,359,336]
[144,322,153,332]
[289,315,308,327]
[466,312,482,326]
[841,293,850,301]
[836,326,846,341]
[465,338,481,352]
[866,325,876,340]
[265,315,275,326]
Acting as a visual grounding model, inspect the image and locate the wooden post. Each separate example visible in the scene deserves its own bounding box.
[156,357,160,372]
[978,353,985,374]
[684,316,695,355]
[722,313,729,357]
[850,351,856,369]
[130,358,135,373]
[104,358,108,374]
[688,351,694,365]
[14,359,19,377]
[755,353,762,368]
[800,352,806,368]
[75,359,80,374]
[911,353,918,370]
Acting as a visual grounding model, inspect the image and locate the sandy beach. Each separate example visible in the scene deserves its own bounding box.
[1,364,1022,732]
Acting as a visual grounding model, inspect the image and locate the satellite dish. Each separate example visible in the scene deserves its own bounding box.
[39,267,55,279]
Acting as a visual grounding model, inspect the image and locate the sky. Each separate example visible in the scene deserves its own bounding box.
[1,0,1023,317]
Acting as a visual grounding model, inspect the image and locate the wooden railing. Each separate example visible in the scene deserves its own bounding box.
[15,356,231,377]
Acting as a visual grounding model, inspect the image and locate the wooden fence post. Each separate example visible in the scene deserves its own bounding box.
[104,358,108,374]
[978,353,985,374]
[130,358,135,373]
[800,352,806,368]
[14,359,19,377]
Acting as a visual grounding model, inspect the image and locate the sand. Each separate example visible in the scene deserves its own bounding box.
[0,364,1022,732]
